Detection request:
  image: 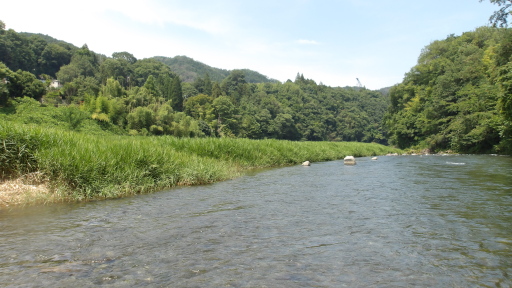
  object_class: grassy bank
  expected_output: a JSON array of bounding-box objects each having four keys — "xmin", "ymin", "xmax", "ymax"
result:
[{"xmin": 1, "ymin": 122, "xmax": 401, "ymax": 206}]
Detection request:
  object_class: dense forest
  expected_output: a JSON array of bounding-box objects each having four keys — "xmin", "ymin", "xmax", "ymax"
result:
[
  {"xmin": 2, "ymin": 14, "xmax": 512, "ymax": 154},
  {"xmin": 385, "ymin": 26, "xmax": 512, "ymax": 154},
  {"xmin": 0, "ymin": 20, "xmax": 388, "ymax": 144}
]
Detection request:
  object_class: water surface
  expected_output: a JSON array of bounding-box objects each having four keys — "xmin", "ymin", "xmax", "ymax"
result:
[{"xmin": 1, "ymin": 155, "xmax": 511, "ymax": 287}]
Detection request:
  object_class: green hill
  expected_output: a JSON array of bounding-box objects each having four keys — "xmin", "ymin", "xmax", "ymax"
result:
[
  {"xmin": 1, "ymin": 21, "xmax": 393, "ymax": 145},
  {"xmin": 385, "ymin": 27, "xmax": 512, "ymax": 154},
  {"xmin": 20, "ymin": 32, "xmax": 78, "ymax": 49},
  {"xmin": 152, "ymin": 55, "xmax": 278, "ymax": 83}
]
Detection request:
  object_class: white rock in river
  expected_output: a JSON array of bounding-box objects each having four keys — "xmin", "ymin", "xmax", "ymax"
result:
[
  {"xmin": 344, "ymin": 156, "xmax": 356, "ymax": 165},
  {"xmin": 302, "ymin": 161, "xmax": 311, "ymax": 166}
]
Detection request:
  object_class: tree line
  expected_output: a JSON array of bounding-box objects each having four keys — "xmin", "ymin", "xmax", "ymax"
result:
[{"xmin": 0, "ymin": 20, "xmax": 388, "ymax": 143}]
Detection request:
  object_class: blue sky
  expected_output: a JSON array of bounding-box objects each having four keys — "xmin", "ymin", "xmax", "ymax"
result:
[{"xmin": 1, "ymin": 0, "xmax": 499, "ymax": 89}]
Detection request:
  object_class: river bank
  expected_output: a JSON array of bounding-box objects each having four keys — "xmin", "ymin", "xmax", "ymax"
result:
[
  {"xmin": 0, "ymin": 174, "xmax": 50, "ymax": 207},
  {"xmin": 1, "ymin": 123, "xmax": 401, "ymax": 207}
]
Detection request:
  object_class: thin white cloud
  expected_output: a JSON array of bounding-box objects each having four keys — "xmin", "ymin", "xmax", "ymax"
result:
[
  {"xmin": 114, "ymin": 0, "xmax": 233, "ymax": 35},
  {"xmin": 296, "ymin": 39, "xmax": 320, "ymax": 45}
]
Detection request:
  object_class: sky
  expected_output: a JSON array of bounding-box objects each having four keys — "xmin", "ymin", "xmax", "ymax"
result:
[{"xmin": 1, "ymin": 0, "xmax": 500, "ymax": 90}]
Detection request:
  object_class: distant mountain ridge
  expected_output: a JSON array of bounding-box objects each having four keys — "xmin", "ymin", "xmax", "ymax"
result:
[
  {"xmin": 152, "ymin": 55, "xmax": 278, "ymax": 83},
  {"xmin": 19, "ymin": 33, "xmax": 278, "ymax": 84},
  {"xmin": 20, "ymin": 32, "xmax": 78, "ymax": 49},
  {"xmin": 18, "ymin": 31, "xmax": 384, "ymax": 90}
]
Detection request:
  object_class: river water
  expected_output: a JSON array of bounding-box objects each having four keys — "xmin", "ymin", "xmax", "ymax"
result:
[{"xmin": 0, "ymin": 155, "xmax": 511, "ymax": 287}]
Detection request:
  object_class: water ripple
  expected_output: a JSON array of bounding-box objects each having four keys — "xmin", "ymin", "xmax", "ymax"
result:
[{"xmin": 0, "ymin": 155, "xmax": 511, "ymax": 287}]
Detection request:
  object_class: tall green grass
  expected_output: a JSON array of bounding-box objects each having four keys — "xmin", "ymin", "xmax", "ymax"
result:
[
  {"xmin": 0, "ymin": 122, "xmax": 401, "ymax": 203},
  {"xmin": 160, "ymin": 137, "xmax": 396, "ymax": 167}
]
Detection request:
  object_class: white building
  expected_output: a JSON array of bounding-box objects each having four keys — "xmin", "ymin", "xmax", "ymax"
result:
[{"xmin": 50, "ymin": 80, "xmax": 61, "ymax": 88}]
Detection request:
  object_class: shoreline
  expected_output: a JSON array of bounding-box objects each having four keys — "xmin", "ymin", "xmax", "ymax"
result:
[
  {"xmin": 0, "ymin": 174, "xmax": 51, "ymax": 207},
  {"xmin": 0, "ymin": 155, "xmax": 363, "ymax": 208},
  {"xmin": 1, "ymin": 125, "xmax": 403, "ymax": 208}
]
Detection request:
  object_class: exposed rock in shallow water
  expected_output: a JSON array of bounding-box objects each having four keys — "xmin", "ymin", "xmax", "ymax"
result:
[{"xmin": 344, "ymin": 156, "xmax": 356, "ymax": 165}]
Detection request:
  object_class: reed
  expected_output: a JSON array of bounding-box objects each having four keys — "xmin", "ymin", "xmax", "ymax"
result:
[{"xmin": 0, "ymin": 122, "xmax": 401, "ymax": 204}]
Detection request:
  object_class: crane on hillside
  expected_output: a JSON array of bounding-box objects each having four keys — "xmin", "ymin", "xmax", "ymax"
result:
[{"xmin": 356, "ymin": 78, "xmax": 363, "ymax": 88}]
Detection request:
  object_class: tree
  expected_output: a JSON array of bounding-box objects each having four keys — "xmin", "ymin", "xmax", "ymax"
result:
[
  {"xmin": 155, "ymin": 102, "xmax": 174, "ymax": 133},
  {"xmin": 295, "ymin": 72, "xmax": 305, "ymax": 83},
  {"xmin": 112, "ymin": 51, "xmax": 137, "ymax": 64},
  {"xmin": 481, "ymin": 0, "xmax": 512, "ymax": 27},
  {"xmin": 184, "ymin": 94, "xmax": 214, "ymax": 120},
  {"xmin": 99, "ymin": 58, "xmax": 132, "ymax": 86},
  {"xmin": 274, "ymin": 113, "xmax": 301, "ymax": 140},
  {"xmin": 143, "ymin": 75, "xmax": 159, "ymax": 98},
  {"xmin": 56, "ymin": 44, "xmax": 98, "ymax": 84},
  {"xmin": 0, "ymin": 29, "xmax": 37, "ymax": 72},
  {"xmin": 181, "ymin": 82, "xmax": 199, "ymax": 98},
  {"xmin": 156, "ymin": 74, "xmax": 173, "ymax": 101},
  {"xmin": 239, "ymin": 114, "xmax": 262, "ymax": 139},
  {"xmin": 60, "ymin": 76, "xmax": 100, "ymax": 103},
  {"xmin": 255, "ymin": 109, "xmax": 273, "ymax": 138},
  {"xmin": 132, "ymin": 58, "xmax": 173, "ymax": 87},
  {"xmin": 39, "ymin": 43, "xmax": 72, "ymax": 77},
  {"xmin": 108, "ymin": 97, "xmax": 127, "ymax": 126},
  {"xmin": 55, "ymin": 63, "xmax": 81, "ymax": 83},
  {"xmin": 126, "ymin": 86, "xmax": 154, "ymax": 110},
  {"xmin": 127, "ymin": 106, "xmax": 156, "ymax": 131},
  {"xmin": 101, "ymin": 77, "xmax": 125, "ymax": 98},
  {"xmin": 192, "ymin": 75, "xmax": 205, "ymax": 94},
  {"xmin": 211, "ymin": 82, "xmax": 222, "ymax": 98},
  {"xmin": 170, "ymin": 76, "xmax": 183, "ymax": 111},
  {"xmin": 213, "ymin": 96, "xmax": 238, "ymax": 137},
  {"xmin": 0, "ymin": 62, "xmax": 10, "ymax": 106},
  {"xmin": 6, "ymin": 69, "xmax": 46, "ymax": 101},
  {"xmin": 203, "ymin": 73, "xmax": 213, "ymax": 96},
  {"xmin": 29, "ymin": 35, "xmax": 48, "ymax": 75},
  {"xmin": 61, "ymin": 82, "xmax": 78, "ymax": 103},
  {"xmin": 221, "ymin": 69, "xmax": 248, "ymax": 102}
]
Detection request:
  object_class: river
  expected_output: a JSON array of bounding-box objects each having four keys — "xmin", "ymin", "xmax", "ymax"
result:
[{"xmin": 0, "ymin": 154, "xmax": 511, "ymax": 287}]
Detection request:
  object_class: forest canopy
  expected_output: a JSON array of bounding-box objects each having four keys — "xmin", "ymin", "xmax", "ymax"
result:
[
  {"xmin": 385, "ymin": 26, "xmax": 512, "ymax": 154},
  {"xmin": 0, "ymin": 21, "xmax": 388, "ymax": 143},
  {"xmin": 1, "ymin": 18, "xmax": 511, "ymax": 154}
]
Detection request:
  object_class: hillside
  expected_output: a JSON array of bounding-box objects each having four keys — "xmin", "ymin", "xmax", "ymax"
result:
[
  {"xmin": 378, "ymin": 86, "xmax": 393, "ymax": 97},
  {"xmin": 5, "ymin": 31, "xmax": 277, "ymax": 85},
  {"xmin": 20, "ymin": 32, "xmax": 78, "ymax": 49},
  {"xmin": 1, "ymin": 21, "xmax": 390, "ymax": 144},
  {"xmin": 152, "ymin": 55, "xmax": 278, "ymax": 83},
  {"xmin": 385, "ymin": 26, "xmax": 512, "ymax": 154}
]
